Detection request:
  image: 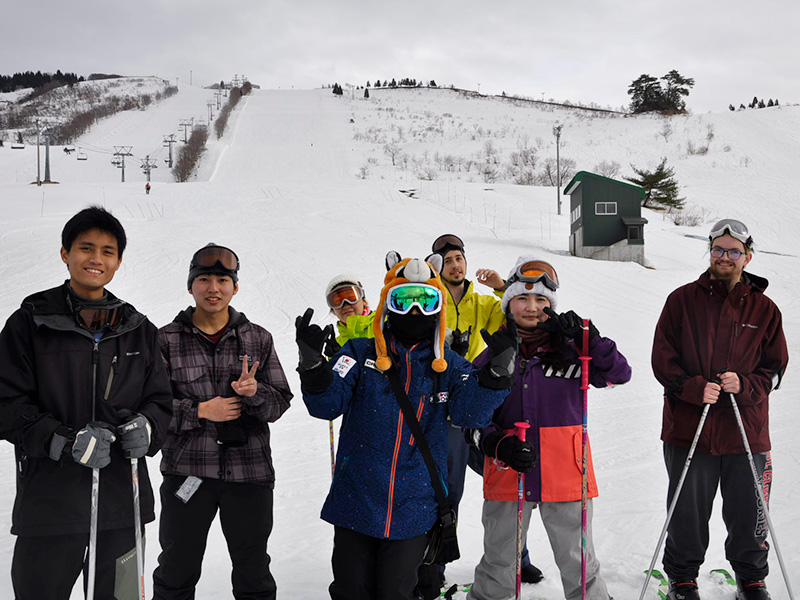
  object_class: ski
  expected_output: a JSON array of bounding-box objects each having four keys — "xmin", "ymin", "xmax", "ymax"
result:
[
  {"xmin": 644, "ymin": 569, "xmax": 669, "ymax": 600},
  {"xmin": 710, "ymin": 568, "xmax": 735, "ymax": 586},
  {"xmin": 441, "ymin": 583, "xmax": 472, "ymax": 599}
]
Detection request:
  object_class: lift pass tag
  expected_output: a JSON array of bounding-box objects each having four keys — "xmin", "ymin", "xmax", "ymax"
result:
[
  {"xmin": 332, "ymin": 355, "xmax": 356, "ymax": 378},
  {"xmin": 175, "ymin": 475, "xmax": 203, "ymax": 504}
]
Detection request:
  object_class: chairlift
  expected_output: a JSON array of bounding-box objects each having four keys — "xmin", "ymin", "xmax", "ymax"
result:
[
  {"xmin": 111, "ymin": 157, "xmax": 121, "ymax": 166},
  {"xmin": 77, "ymin": 149, "xmax": 88, "ymax": 161}
]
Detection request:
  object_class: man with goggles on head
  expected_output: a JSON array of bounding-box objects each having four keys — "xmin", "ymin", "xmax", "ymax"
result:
[
  {"xmin": 153, "ymin": 243, "xmax": 293, "ymax": 600},
  {"xmin": 295, "ymin": 253, "xmax": 517, "ymax": 600},
  {"xmin": 0, "ymin": 206, "xmax": 173, "ymax": 600},
  {"xmin": 652, "ymin": 219, "xmax": 788, "ymax": 600},
  {"xmin": 416, "ymin": 236, "xmax": 543, "ymax": 598}
]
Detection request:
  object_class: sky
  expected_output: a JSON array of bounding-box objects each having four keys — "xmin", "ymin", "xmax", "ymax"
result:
[{"xmin": 3, "ymin": 0, "xmax": 799, "ymax": 111}]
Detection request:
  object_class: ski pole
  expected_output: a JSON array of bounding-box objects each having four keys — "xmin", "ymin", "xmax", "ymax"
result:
[
  {"xmin": 728, "ymin": 392, "xmax": 795, "ymax": 600},
  {"xmin": 514, "ymin": 421, "xmax": 530, "ymax": 600},
  {"xmin": 329, "ymin": 420, "xmax": 336, "ymax": 478},
  {"xmin": 579, "ymin": 319, "xmax": 592, "ymax": 600},
  {"xmin": 637, "ymin": 403, "xmax": 710, "ymax": 600},
  {"xmin": 88, "ymin": 354, "xmax": 99, "ymax": 600},
  {"xmin": 131, "ymin": 458, "xmax": 145, "ymax": 600}
]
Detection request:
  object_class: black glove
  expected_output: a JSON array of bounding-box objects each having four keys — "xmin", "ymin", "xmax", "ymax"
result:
[
  {"xmin": 296, "ymin": 308, "xmax": 331, "ymax": 371},
  {"xmin": 484, "ymin": 430, "xmax": 536, "ymax": 473},
  {"xmin": 478, "ymin": 316, "xmax": 518, "ymax": 390},
  {"xmin": 295, "ymin": 308, "xmax": 334, "ymax": 392},
  {"xmin": 450, "ymin": 326, "xmax": 471, "ymax": 357},
  {"xmin": 323, "ymin": 329, "xmax": 342, "ymax": 360},
  {"xmin": 71, "ymin": 422, "xmax": 116, "ymax": 469},
  {"xmin": 117, "ymin": 410, "xmax": 152, "ymax": 459},
  {"xmin": 537, "ymin": 307, "xmax": 598, "ymax": 341},
  {"xmin": 48, "ymin": 425, "xmax": 76, "ymax": 461}
]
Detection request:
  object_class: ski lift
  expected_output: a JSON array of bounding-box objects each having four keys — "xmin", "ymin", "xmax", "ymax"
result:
[
  {"xmin": 77, "ymin": 148, "xmax": 88, "ymax": 161},
  {"xmin": 111, "ymin": 157, "xmax": 121, "ymax": 166}
]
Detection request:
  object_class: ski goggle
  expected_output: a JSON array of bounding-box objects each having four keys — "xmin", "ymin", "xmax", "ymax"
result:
[
  {"xmin": 74, "ymin": 300, "xmax": 125, "ymax": 332},
  {"xmin": 387, "ymin": 284, "xmax": 443, "ymax": 315},
  {"xmin": 190, "ymin": 244, "xmax": 240, "ymax": 273},
  {"xmin": 708, "ymin": 219, "xmax": 752, "ymax": 246},
  {"xmin": 431, "ymin": 234, "xmax": 465, "ymax": 255},
  {"xmin": 326, "ymin": 284, "xmax": 364, "ymax": 309},
  {"xmin": 506, "ymin": 260, "xmax": 559, "ymax": 291}
]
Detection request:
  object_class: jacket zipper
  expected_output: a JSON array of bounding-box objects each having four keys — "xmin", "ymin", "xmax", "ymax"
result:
[{"xmin": 103, "ymin": 355, "xmax": 118, "ymax": 400}]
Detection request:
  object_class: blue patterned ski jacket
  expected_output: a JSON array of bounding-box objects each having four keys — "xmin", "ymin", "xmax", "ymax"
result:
[{"xmin": 303, "ymin": 335, "xmax": 508, "ymax": 540}]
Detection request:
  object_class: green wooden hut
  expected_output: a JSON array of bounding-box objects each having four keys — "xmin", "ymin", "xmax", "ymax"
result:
[{"xmin": 564, "ymin": 171, "xmax": 648, "ymax": 265}]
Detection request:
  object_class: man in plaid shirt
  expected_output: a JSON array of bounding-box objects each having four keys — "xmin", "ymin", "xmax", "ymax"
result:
[{"xmin": 153, "ymin": 243, "xmax": 293, "ymax": 600}]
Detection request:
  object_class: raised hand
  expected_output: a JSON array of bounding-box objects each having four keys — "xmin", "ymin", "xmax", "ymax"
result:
[{"xmin": 231, "ymin": 354, "xmax": 260, "ymax": 397}]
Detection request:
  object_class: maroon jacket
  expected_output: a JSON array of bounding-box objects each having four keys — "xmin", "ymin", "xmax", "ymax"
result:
[{"xmin": 652, "ymin": 271, "xmax": 788, "ymax": 455}]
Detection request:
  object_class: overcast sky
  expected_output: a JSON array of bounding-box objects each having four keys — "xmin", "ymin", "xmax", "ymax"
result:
[{"xmin": 3, "ymin": 0, "xmax": 798, "ymax": 112}]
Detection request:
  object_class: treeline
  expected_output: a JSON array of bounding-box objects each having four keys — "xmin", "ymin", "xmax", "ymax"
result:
[
  {"xmin": 213, "ymin": 81, "xmax": 252, "ymax": 139},
  {"xmin": 0, "ymin": 70, "xmax": 84, "ymax": 93},
  {"xmin": 51, "ymin": 85, "xmax": 178, "ymax": 143},
  {"xmin": 172, "ymin": 125, "xmax": 209, "ymax": 182},
  {"xmin": 729, "ymin": 97, "xmax": 779, "ymax": 111},
  {"xmin": 369, "ymin": 78, "xmax": 437, "ymax": 88}
]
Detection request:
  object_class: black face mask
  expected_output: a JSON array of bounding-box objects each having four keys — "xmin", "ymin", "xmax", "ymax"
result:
[{"xmin": 388, "ymin": 311, "xmax": 436, "ymax": 344}]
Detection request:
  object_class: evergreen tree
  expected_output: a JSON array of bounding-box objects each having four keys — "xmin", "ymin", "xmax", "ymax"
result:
[
  {"xmin": 625, "ymin": 158, "xmax": 684, "ymax": 209},
  {"xmin": 757, "ymin": 99, "xmax": 766, "ymax": 108},
  {"xmin": 366, "ymin": 81, "xmax": 371, "ymax": 88},
  {"xmin": 628, "ymin": 74, "xmax": 664, "ymax": 113},
  {"xmin": 740, "ymin": 104, "xmax": 746, "ymax": 110},
  {"xmin": 364, "ymin": 88, "xmax": 369, "ymax": 99},
  {"xmin": 767, "ymin": 99, "xmax": 774, "ymax": 107},
  {"xmin": 661, "ymin": 70, "xmax": 695, "ymax": 112},
  {"xmin": 729, "ymin": 104, "xmax": 735, "ymax": 111}
]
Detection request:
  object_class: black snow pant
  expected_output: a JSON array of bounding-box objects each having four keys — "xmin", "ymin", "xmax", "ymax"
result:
[
  {"xmin": 662, "ymin": 442, "xmax": 771, "ymax": 581},
  {"xmin": 12, "ymin": 527, "xmax": 139, "ymax": 600},
  {"xmin": 152, "ymin": 474, "xmax": 276, "ymax": 600},
  {"xmin": 329, "ymin": 526, "xmax": 428, "ymax": 600}
]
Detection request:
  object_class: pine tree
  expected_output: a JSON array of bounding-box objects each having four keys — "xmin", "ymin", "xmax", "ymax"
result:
[
  {"xmin": 364, "ymin": 88, "xmax": 369, "ymax": 99},
  {"xmin": 625, "ymin": 158, "xmax": 684, "ymax": 209},
  {"xmin": 729, "ymin": 104, "xmax": 735, "ymax": 111},
  {"xmin": 661, "ymin": 70, "xmax": 695, "ymax": 112}
]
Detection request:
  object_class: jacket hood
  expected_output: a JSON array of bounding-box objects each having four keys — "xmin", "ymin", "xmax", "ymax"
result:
[
  {"xmin": 173, "ymin": 306, "xmax": 247, "ymax": 329},
  {"xmin": 698, "ymin": 270, "xmax": 768, "ymax": 294}
]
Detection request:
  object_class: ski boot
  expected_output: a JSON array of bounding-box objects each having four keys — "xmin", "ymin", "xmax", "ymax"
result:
[
  {"xmin": 520, "ymin": 563, "xmax": 544, "ymax": 584},
  {"xmin": 667, "ymin": 578, "xmax": 700, "ymax": 600},
  {"xmin": 735, "ymin": 578, "xmax": 771, "ymax": 600}
]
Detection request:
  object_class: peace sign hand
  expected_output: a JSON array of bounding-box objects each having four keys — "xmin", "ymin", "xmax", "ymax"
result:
[{"xmin": 231, "ymin": 354, "xmax": 260, "ymax": 398}]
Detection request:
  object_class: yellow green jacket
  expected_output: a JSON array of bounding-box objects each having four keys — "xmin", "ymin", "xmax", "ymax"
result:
[
  {"xmin": 335, "ymin": 312, "xmax": 376, "ymax": 347},
  {"xmin": 444, "ymin": 280, "xmax": 505, "ymax": 362}
]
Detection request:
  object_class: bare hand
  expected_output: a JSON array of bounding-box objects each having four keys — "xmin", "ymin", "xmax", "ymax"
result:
[
  {"xmin": 702, "ymin": 381, "xmax": 720, "ymax": 404},
  {"xmin": 475, "ymin": 268, "xmax": 505, "ymax": 291},
  {"xmin": 231, "ymin": 355, "xmax": 260, "ymax": 398},
  {"xmin": 198, "ymin": 396, "xmax": 242, "ymax": 422},
  {"xmin": 718, "ymin": 371, "xmax": 741, "ymax": 394}
]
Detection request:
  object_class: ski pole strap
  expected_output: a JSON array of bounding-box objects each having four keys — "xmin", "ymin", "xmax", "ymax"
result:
[{"xmin": 385, "ymin": 366, "xmax": 450, "ymax": 510}]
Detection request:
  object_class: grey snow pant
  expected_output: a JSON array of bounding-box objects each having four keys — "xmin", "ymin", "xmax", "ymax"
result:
[{"xmin": 468, "ymin": 499, "xmax": 610, "ymax": 600}]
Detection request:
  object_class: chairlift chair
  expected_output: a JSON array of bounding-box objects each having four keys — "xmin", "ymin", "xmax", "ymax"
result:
[{"xmin": 77, "ymin": 148, "xmax": 88, "ymax": 161}]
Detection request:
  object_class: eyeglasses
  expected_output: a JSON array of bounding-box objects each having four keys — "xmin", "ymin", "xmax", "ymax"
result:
[
  {"xmin": 190, "ymin": 244, "xmax": 240, "ymax": 272},
  {"xmin": 506, "ymin": 260, "xmax": 559, "ymax": 291},
  {"xmin": 431, "ymin": 234, "xmax": 464, "ymax": 255},
  {"xmin": 387, "ymin": 284, "xmax": 443, "ymax": 315},
  {"xmin": 710, "ymin": 247, "xmax": 745, "ymax": 260},
  {"xmin": 709, "ymin": 219, "xmax": 752, "ymax": 246},
  {"xmin": 326, "ymin": 284, "xmax": 364, "ymax": 309}
]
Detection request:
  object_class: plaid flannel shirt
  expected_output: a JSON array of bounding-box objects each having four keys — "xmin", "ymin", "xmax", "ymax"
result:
[{"xmin": 158, "ymin": 307, "xmax": 292, "ymax": 485}]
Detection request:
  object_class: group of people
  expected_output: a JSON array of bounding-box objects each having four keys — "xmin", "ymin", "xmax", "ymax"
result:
[{"xmin": 0, "ymin": 207, "xmax": 788, "ymax": 600}]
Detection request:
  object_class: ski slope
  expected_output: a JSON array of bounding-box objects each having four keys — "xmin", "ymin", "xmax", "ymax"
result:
[{"xmin": 0, "ymin": 85, "xmax": 797, "ymax": 599}]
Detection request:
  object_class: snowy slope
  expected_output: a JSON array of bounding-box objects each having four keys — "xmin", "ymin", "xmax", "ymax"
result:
[{"xmin": 0, "ymin": 86, "xmax": 797, "ymax": 599}]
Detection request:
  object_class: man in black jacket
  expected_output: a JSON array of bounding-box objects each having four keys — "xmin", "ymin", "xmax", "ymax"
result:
[{"xmin": 0, "ymin": 205, "xmax": 173, "ymax": 600}]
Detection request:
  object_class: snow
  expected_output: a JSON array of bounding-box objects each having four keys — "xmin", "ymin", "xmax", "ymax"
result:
[{"xmin": 0, "ymin": 83, "xmax": 797, "ymax": 598}]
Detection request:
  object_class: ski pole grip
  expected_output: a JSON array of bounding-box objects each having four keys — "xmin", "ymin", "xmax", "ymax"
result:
[{"xmin": 514, "ymin": 422, "xmax": 530, "ymax": 442}]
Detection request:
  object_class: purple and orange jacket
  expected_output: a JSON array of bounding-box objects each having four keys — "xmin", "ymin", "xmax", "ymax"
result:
[{"xmin": 472, "ymin": 333, "xmax": 631, "ymax": 503}]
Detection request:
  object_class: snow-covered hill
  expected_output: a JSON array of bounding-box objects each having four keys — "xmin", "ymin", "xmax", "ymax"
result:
[{"xmin": 0, "ymin": 86, "xmax": 797, "ymax": 599}]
